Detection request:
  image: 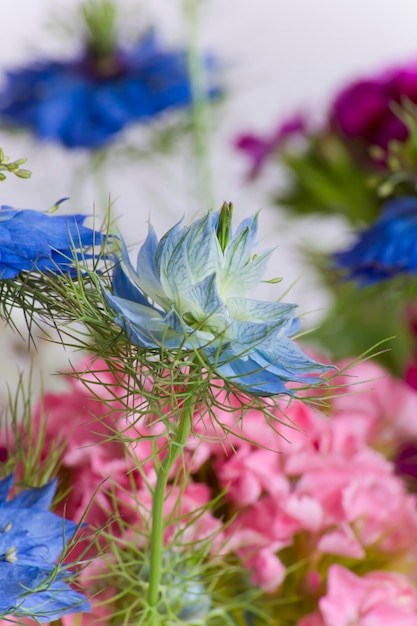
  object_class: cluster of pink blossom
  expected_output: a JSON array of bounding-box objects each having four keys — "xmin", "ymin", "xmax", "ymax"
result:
[
  {"xmin": 5, "ymin": 357, "xmax": 417, "ymax": 624},
  {"xmin": 200, "ymin": 359, "xmax": 417, "ymax": 623}
]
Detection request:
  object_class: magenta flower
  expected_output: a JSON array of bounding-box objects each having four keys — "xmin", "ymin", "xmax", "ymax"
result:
[
  {"xmin": 331, "ymin": 62, "xmax": 417, "ymax": 150},
  {"xmin": 235, "ymin": 114, "xmax": 306, "ymax": 177}
]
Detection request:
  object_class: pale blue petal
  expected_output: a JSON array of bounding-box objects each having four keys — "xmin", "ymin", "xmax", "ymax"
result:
[
  {"xmin": 221, "ymin": 249, "xmax": 273, "ymax": 297},
  {"xmin": 229, "ymin": 317, "xmax": 294, "ymax": 352},
  {"xmin": 136, "ymin": 226, "xmax": 170, "ymax": 307},
  {"xmin": 223, "ymin": 222, "xmax": 253, "ymax": 275},
  {"xmin": 160, "ymin": 231, "xmax": 194, "ymax": 301},
  {"xmin": 213, "ymin": 352, "xmax": 290, "ymax": 396},
  {"xmin": 232, "ymin": 213, "xmax": 259, "ymax": 243},
  {"xmin": 165, "ymin": 309, "xmax": 219, "ymax": 351},
  {"xmin": 255, "ymin": 339, "xmax": 332, "ymax": 381},
  {"xmin": 227, "ymin": 297, "xmax": 296, "ymax": 322},
  {"xmin": 155, "ymin": 219, "xmax": 184, "ymax": 276},
  {"xmin": 180, "ymin": 273, "xmax": 227, "ymax": 328},
  {"xmin": 112, "ymin": 262, "xmax": 151, "ymax": 307},
  {"xmin": 104, "ymin": 291, "xmax": 182, "ymax": 349},
  {"xmin": 185, "ymin": 213, "xmax": 220, "ymax": 282}
]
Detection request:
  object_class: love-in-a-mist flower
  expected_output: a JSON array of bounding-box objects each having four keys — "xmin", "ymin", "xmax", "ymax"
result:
[
  {"xmin": 0, "ymin": 1, "xmax": 219, "ymax": 149},
  {"xmin": 103, "ymin": 204, "xmax": 330, "ymax": 396},
  {"xmin": 0, "ymin": 473, "xmax": 90, "ymax": 621},
  {"xmin": 0, "ymin": 206, "xmax": 105, "ymax": 278},
  {"xmin": 333, "ymin": 196, "xmax": 417, "ymax": 285}
]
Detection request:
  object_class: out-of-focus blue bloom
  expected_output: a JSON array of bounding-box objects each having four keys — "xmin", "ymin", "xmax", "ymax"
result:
[
  {"xmin": 0, "ymin": 473, "xmax": 90, "ymax": 621},
  {"xmin": 139, "ymin": 550, "xmax": 212, "ymax": 621},
  {"xmin": 0, "ymin": 205, "xmax": 105, "ymax": 278},
  {"xmin": 333, "ymin": 196, "xmax": 417, "ymax": 285},
  {"xmin": 103, "ymin": 206, "xmax": 330, "ymax": 396},
  {"xmin": 0, "ymin": 31, "xmax": 219, "ymax": 149}
]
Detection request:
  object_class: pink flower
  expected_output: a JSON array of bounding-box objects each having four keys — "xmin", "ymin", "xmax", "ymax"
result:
[
  {"xmin": 298, "ymin": 614, "xmax": 326, "ymax": 626},
  {"xmin": 332, "ymin": 359, "xmax": 417, "ymax": 444},
  {"xmin": 317, "ymin": 565, "xmax": 417, "ymax": 626},
  {"xmin": 217, "ymin": 446, "xmax": 288, "ymax": 506},
  {"xmin": 248, "ymin": 548, "xmax": 286, "ymax": 593}
]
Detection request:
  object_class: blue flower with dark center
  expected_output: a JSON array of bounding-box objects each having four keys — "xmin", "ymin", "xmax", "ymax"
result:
[
  {"xmin": 0, "ymin": 28, "xmax": 219, "ymax": 149},
  {"xmin": 103, "ymin": 205, "xmax": 331, "ymax": 396},
  {"xmin": 0, "ymin": 473, "xmax": 90, "ymax": 621},
  {"xmin": 333, "ymin": 196, "xmax": 417, "ymax": 285},
  {"xmin": 0, "ymin": 205, "xmax": 105, "ymax": 278}
]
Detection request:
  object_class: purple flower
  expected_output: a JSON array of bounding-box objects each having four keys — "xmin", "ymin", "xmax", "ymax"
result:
[
  {"xmin": 331, "ymin": 62, "xmax": 417, "ymax": 150},
  {"xmin": 235, "ymin": 114, "xmax": 306, "ymax": 178}
]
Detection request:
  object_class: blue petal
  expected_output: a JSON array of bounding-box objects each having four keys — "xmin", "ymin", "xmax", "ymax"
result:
[
  {"xmin": 0, "ymin": 563, "xmax": 40, "ymax": 613},
  {"xmin": 214, "ymin": 352, "xmax": 290, "ymax": 396},
  {"xmin": 4, "ymin": 479, "xmax": 57, "ymax": 510},
  {"xmin": 333, "ymin": 196, "xmax": 417, "ymax": 284},
  {"xmin": 13, "ymin": 577, "xmax": 91, "ymax": 620},
  {"xmin": 180, "ymin": 273, "xmax": 229, "ymax": 334},
  {"xmin": 185, "ymin": 213, "xmax": 220, "ymax": 283},
  {"xmin": 0, "ymin": 208, "xmax": 105, "ymax": 278},
  {"xmin": 227, "ymin": 297, "xmax": 296, "ymax": 323},
  {"xmin": 112, "ymin": 261, "xmax": 151, "ymax": 308},
  {"xmin": 103, "ymin": 289, "xmax": 182, "ymax": 349},
  {"xmin": 136, "ymin": 227, "xmax": 170, "ymax": 307}
]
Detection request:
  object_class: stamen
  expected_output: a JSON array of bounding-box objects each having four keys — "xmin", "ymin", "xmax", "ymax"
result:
[
  {"xmin": 2, "ymin": 522, "xmax": 12, "ymax": 532},
  {"xmin": 5, "ymin": 546, "xmax": 17, "ymax": 563}
]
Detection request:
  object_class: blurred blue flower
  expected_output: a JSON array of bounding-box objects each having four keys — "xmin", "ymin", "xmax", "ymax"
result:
[
  {"xmin": 103, "ymin": 205, "xmax": 330, "ymax": 396},
  {"xmin": 333, "ymin": 196, "xmax": 417, "ymax": 285},
  {"xmin": 0, "ymin": 30, "xmax": 219, "ymax": 149},
  {"xmin": 0, "ymin": 205, "xmax": 105, "ymax": 278},
  {"xmin": 0, "ymin": 473, "xmax": 90, "ymax": 621}
]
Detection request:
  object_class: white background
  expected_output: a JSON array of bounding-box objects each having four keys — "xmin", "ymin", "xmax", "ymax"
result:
[{"xmin": 1, "ymin": 0, "xmax": 417, "ymax": 395}]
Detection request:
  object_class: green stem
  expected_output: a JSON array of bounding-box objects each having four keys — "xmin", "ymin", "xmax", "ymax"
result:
[
  {"xmin": 147, "ymin": 398, "xmax": 194, "ymax": 618},
  {"xmin": 91, "ymin": 149, "xmax": 112, "ymax": 224},
  {"xmin": 183, "ymin": 0, "xmax": 214, "ymax": 212}
]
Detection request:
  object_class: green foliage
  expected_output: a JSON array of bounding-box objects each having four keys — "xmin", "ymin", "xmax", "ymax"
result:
[
  {"xmin": 377, "ymin": 99, "xmax": 417, "ymax": 198},
  {"xmin": 81, "ymin": 0, "xmax": 118, "ymax": 59},
  {"xmin": 0, "ymin": 148, "xmax": 31, "ymax": 181},
  {"xmin": 305, "ymin": 257, "xmax": 413, "ymax": 375},
  {"xmin": 275, "ymin": 133, "xmax": 380, "ymax": 227}
]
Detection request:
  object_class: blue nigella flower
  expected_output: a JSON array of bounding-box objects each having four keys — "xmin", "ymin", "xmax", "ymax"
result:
[
  {"xmin": 333, "ymin": 196, "xmax": 417, "ymax": 285},
  {"xmin": 0, "ymin": 28, "xmax": 219, "ymax": 149},
  {"xmin": 0, "ymin": 205, "xmax": 105, "ymax": 278},
  {"xmin": 103, "ymin": 204, "xmax": 330, "ymax": 396},
  {"xmin": 0, "ymin": 473, "xmax": 90, "ymax": 621}
]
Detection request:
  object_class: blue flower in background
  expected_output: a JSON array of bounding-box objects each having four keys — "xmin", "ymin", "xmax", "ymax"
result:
[
  {"xmin": 103, "ymin": 204, "xmax": 330, "ymax": 396},
  {"xmin": 333, "ymin": 196, "xmax": 417, "ymax": 285},
  {"xmin": 0, "ymin": 473, "xmax": 90, "ymax": 621},
  {"xmin": 0, "ymin": 205, "xmax": 105, "ymax": 278},
  {"xmin": 0, "ymin": 28, "xmax": 219, "ymax": 149}
]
